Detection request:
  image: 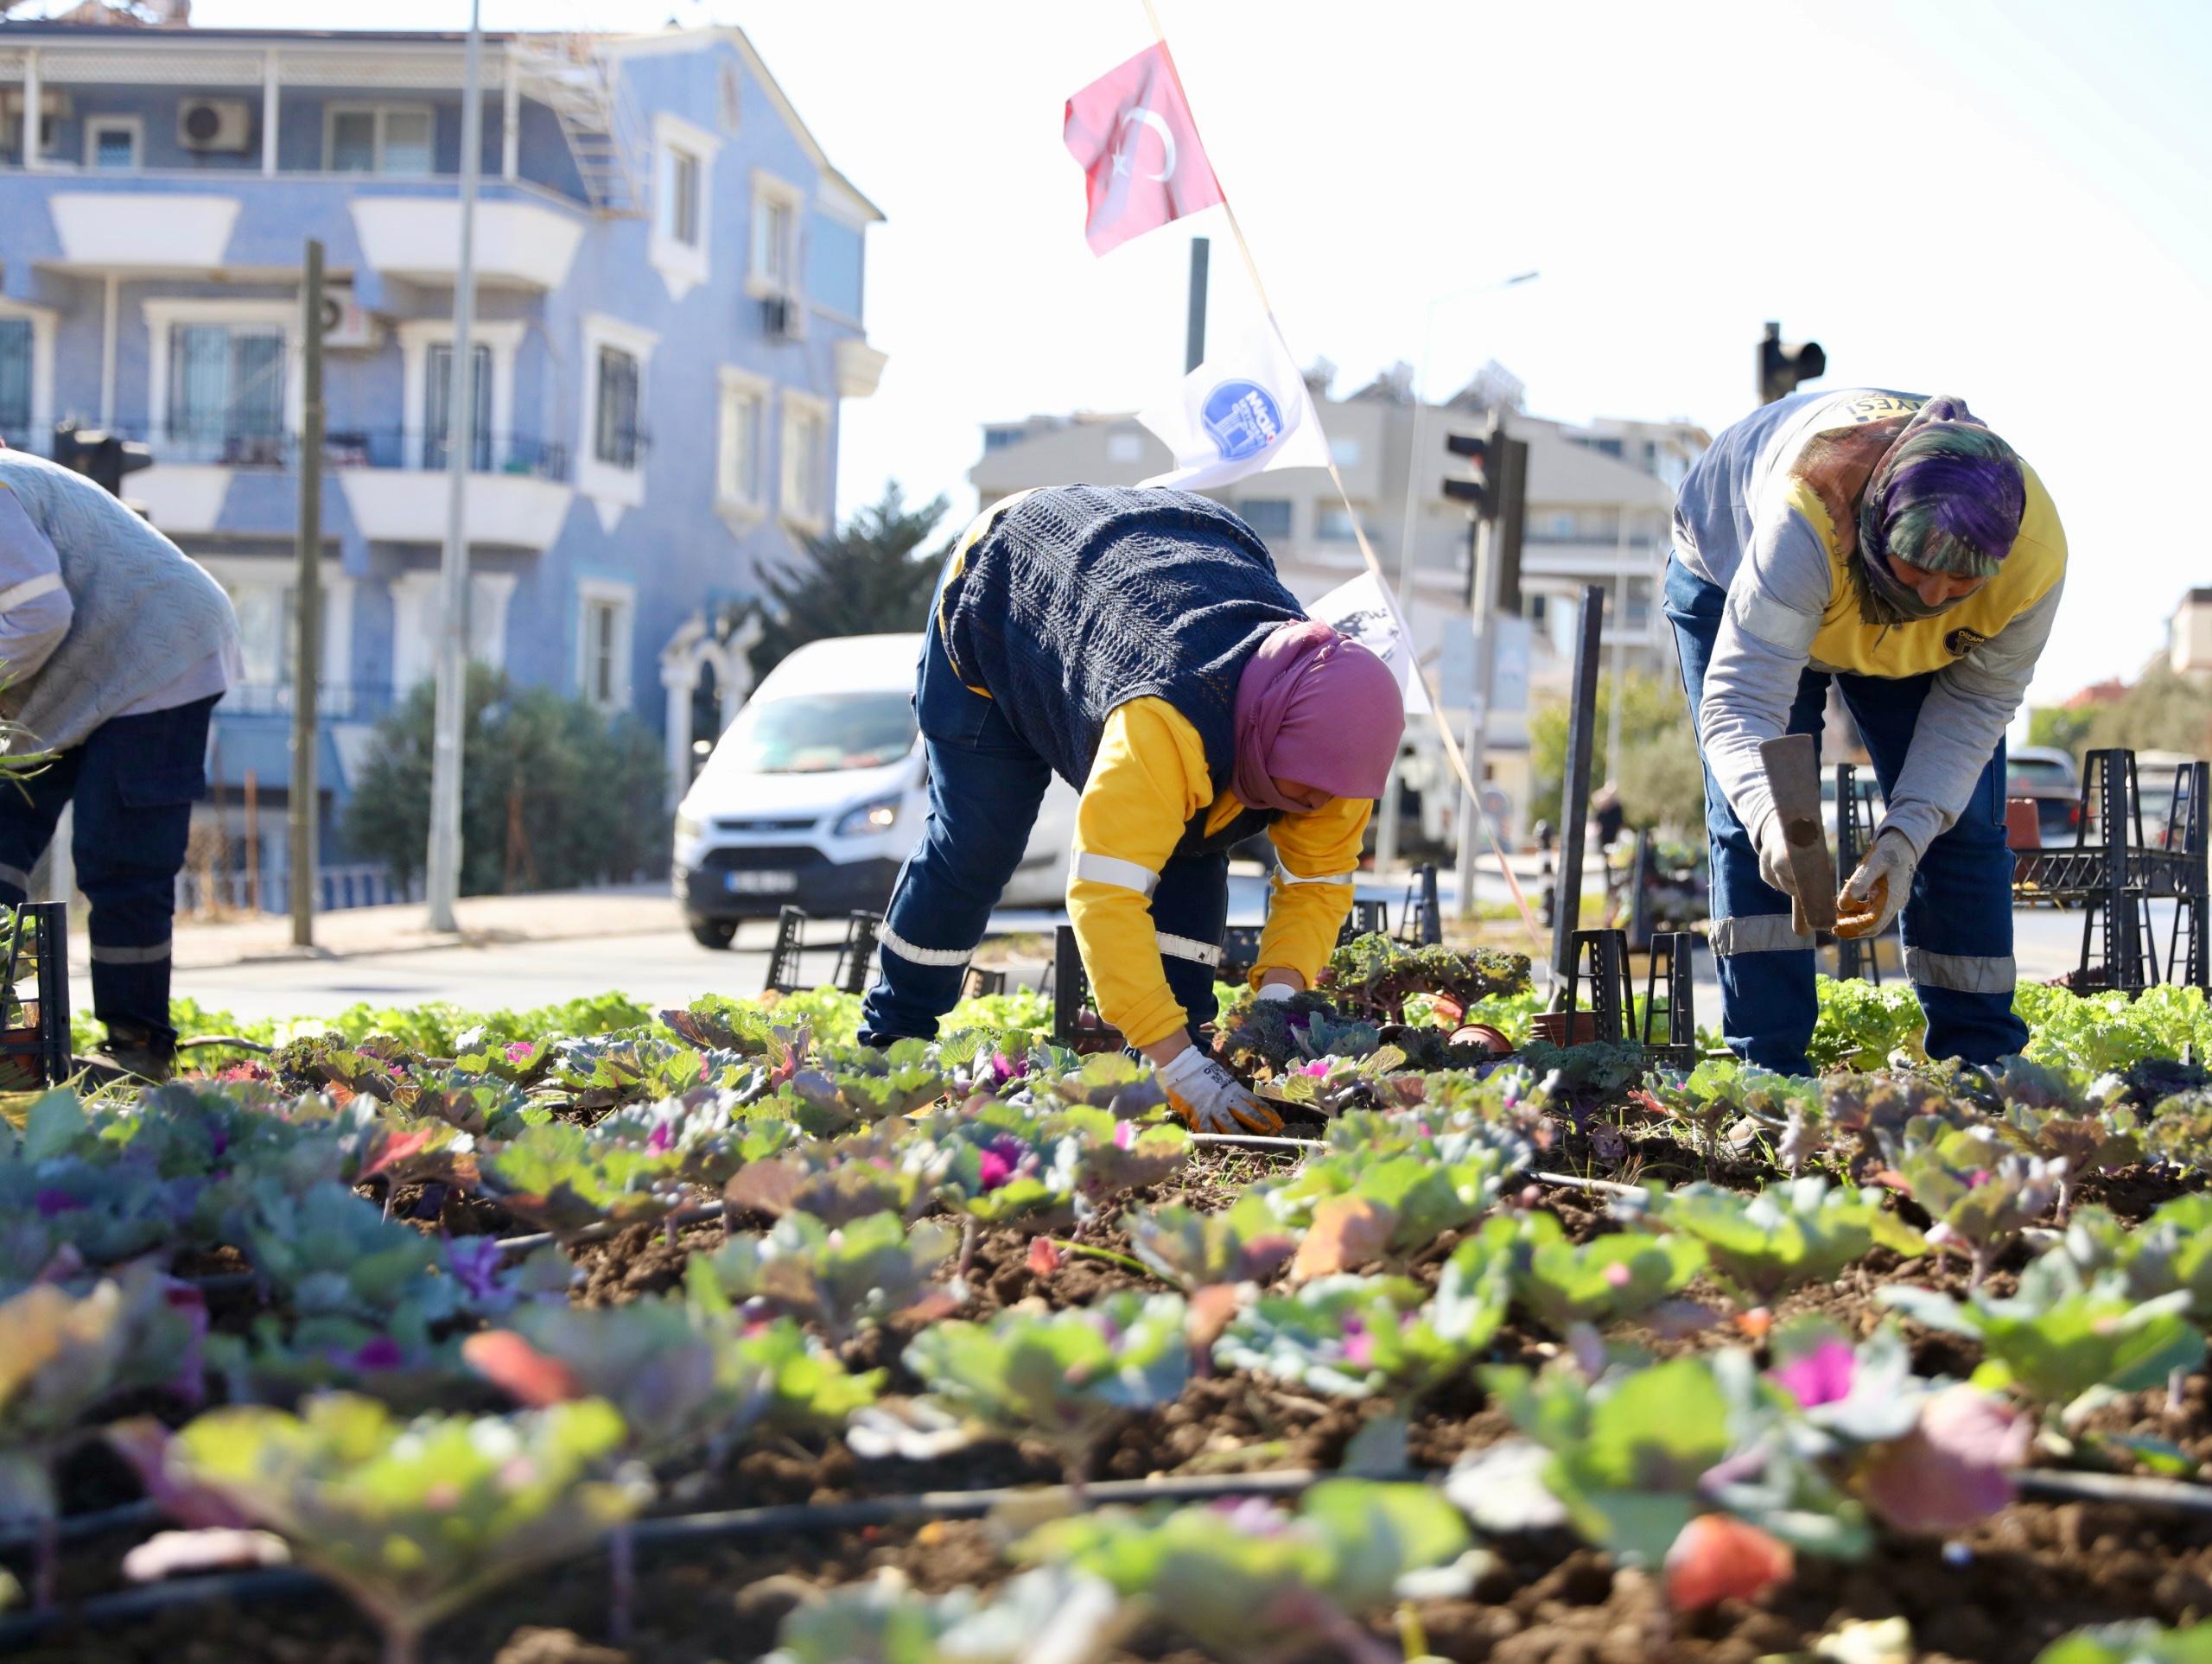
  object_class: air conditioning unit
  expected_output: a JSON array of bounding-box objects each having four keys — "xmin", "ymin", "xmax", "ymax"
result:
[
  {"xmin": 177, "ymin": 98, "xmax": 252, "ymax": 154},
  {"xmin": 316, "ymin": 286, "xmax": 380, "ymax": 351},
  {"xmin": 761, "ymin": 294, "xmax": 806, "ymax": 342}
]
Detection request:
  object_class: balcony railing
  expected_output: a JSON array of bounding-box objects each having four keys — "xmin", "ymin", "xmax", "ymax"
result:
[
  {"xmin": 75, "ymin": 423, "xmax": 576, "ymax": 482},
  {"xmin": 221, "ymin": 682, "xmax": 396, "ymax": 722}
]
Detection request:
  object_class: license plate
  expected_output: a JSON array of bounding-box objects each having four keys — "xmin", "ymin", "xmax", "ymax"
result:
[{"xmin": 726, "ymin": 870, "xmax": 797, "ymax": 895}]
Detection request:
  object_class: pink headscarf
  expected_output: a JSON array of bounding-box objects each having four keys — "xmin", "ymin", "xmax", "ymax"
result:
[{"xmin": 1231, "ymin": 620, "xmax": 1406, "ymax": 815}]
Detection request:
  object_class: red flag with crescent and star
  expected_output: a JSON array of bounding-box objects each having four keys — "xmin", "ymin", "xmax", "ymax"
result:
[{"xmin": 1063, "ymin": 42, "xmax": 1224, "ymax": 257}]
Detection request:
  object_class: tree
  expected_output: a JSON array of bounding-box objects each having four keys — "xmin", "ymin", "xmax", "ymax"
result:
[
  {"xmin": 2075, "ymin": 666, "xmax": 2212, "ymax": 760},
  {"xmin": 343, "ymin": 667, "xmax": 670, "ymax": 897},
  {"xmin": 1529, "ymin": 670, "xmax": 1705, "ymax": 835},
  {"xmin": 2026, "ymin": 704, "xmax": 2096, "ymax": 756},
  {"xmin": 748, "ymin": 482, "xmax": 950, "ymax": 682}
]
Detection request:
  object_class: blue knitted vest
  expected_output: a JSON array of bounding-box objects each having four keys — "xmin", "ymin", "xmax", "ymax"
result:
[{"xmin": 939, "ymin": 486, "xmax": 1304, "ymax": 799}]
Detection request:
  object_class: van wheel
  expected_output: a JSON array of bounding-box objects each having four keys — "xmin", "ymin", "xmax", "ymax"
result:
[{"xmin": 690, "ymin": 918, "xmax": 737, "ymax": 950}]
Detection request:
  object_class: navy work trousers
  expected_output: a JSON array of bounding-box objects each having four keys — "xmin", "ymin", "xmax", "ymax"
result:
[
  {"xmin": 1663, "ymin": 558, "xmax": 2027, "ymax": 1075},
  {"xmin": 857, "ymin": 629, "xmax": 1228, "ymax": 1050},
  {"xmin": 0, "ymin": 695, "xmax": 216, "ymax": 1047}
]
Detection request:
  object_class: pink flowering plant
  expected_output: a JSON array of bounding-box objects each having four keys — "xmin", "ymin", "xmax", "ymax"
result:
[{"xmin": 1214, "ymin": 1250, "xmax": 1510, "ymax": 1400}]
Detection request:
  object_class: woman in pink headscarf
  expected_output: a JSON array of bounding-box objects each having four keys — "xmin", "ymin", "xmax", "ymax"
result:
[{"xmin": 857, "ymin": 486, "xmax": 1406, "ymax": 1134}]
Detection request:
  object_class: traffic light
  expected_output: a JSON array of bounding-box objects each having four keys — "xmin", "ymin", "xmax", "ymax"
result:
[
  {"xmin": 51, "ymin": 421, "xmax": 153, "ymax": 499},
  {"xmin": 1758, "ymin": 321, "xmax": 1826, "ymax": 405},
  {"xmin": 1443, "ymin": 422, "xmax": 1528, "ymax": 611}
]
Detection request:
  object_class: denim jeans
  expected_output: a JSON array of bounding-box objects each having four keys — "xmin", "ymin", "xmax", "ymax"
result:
[
  {"xmin": 1663, "ymin": 558, "xmax": 2027, "ymax": 1074},
  {"xmin": 856, "ymin": 627, "xmax": 1229, "ymax": 1050},
  {"xmin": 0, "ymin": 695, "xmax": 217, "ymax": 1048}
]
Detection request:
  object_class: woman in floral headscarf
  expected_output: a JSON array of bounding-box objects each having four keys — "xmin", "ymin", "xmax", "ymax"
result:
[
  {"xmin": 1667, "ymin": 391, "xmax": 2066, "ymax": 1075},
  {"xmin": 856, "ymin": 485, "xmax": 1405, "ymax": 1135}
]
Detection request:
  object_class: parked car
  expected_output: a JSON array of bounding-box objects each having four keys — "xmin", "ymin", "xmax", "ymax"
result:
[
  {"xmin": 2006, "ymin": 745, "xmax": 2083, "ymax": 848},
  {"xmin": 672, "ymin": 634, "xmax": 1077, "ymax": 949},
  {"xmin": 2134, "ymin": 750, "xmax": 2199, "ymax": 850}
]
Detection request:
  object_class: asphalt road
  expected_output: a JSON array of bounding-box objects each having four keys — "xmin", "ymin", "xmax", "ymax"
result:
[{"xmin": 129, "ymin": 882, "xmax": 2162, "ymax": 1029}]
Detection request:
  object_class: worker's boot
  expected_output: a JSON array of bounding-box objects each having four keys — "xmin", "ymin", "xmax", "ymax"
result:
[{"xmin": 100, "ymin": 1023, "xmax": 175, "ymax": 1085}]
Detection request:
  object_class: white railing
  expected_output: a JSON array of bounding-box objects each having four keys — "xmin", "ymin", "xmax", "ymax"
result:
[{"xmin": 176, "ymin": 864, "xmax": 423, "ymax": 918}]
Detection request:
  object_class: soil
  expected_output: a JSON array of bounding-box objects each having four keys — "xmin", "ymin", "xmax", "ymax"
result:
[{"xmin": 18, "ymin": 1137, "xmax": 2212, "ymax": 1661}]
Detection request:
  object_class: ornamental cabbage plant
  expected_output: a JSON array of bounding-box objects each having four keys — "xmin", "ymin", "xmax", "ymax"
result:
[
  {"xmin": 1465, "ymin": 1210, "xmax": 1707, "ymax": 1336},
  {"xmin": 1635, "ymin": 1177, "xmax": 1924, "ymax": 1307},
  {"xmin": 164, "ymin": 1394, "xmax": 649, "ymax": 1664},
  {"xmin": 1214, "ymin": 1253, "xmax": 1508, "ymax": 1400},
  {"xmin": 705, "ymin": 1210, "xmax": 957, "ymax": 1343},
  {"xmin": 1124, "ymin": 1195, "xmax": 1300, "ymax": 1292},
  {"xmin": 903, "ymin": 1292, "xmax": 1189, "ymax": 1487}
]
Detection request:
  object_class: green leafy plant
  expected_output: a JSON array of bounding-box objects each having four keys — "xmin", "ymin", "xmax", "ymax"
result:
[
  {"xmin": 162, "ymin": 1394, "xmax": 650, "ymax": 1664},
  {"xmin": 1214, "ymin": 1252, "xmax": 1509, "ymax": 1400},
  {"xmin": 1637, "ymin": 1178, "xmax": 1925, "ymax": 1309},
  {"xmin": 767, "ymin": 1565, "xmax": 1130, "ymax": 1664},
  {"xmin": 704, "ymin": 1211, "xmax": 957, "ymax": 1343},
  {"xmin": 2033, "ymin": 1621, "xmax": 2212, "ymax": 1664},
  {"xmin": 1014, "ymin": 1480, "xmax": 1478, "ymax": 1658},
  {"xmin": 232, "ymin": 1180, "xmax": 456, "ymax": 1324},
  {"xmin": 1265, "ymin": 1122, "xmax": 1525, "ymax": 1259},
  {"xmin": 1884, "ymin": 1126, "xmax": 2063, "ymax": 1289},
  {"xmin": 1323, "ymin": 934, "xmax": 1530, "ymax": 1024},
  {"xmin": 474, "ymin": 1121, "xmax": 685, "ymax": 1237},
  {"xmin": 1124, "ymin": 1195, "xmax": 1300, "ymax": 1291},
  {"xmin": 904, "ymin": 1292, "xmax": 1189, "ymax": 1487},
  {"xmin": 1466, "ymin": 1210, "xmax": 1707, "ymax": 1335},
  {"xmin": 1810, "ymin": 976, "xmax": 1929, "ymax": 1071}
]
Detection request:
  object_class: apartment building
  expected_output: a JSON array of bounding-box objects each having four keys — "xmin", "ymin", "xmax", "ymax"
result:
[
  {"xmin": 0, "ymin": 17, "xmax": 884, "ymax": 863},
  {"xmin": 970, "ymin": 367, "xmax": 1707, "ymax": 840}
]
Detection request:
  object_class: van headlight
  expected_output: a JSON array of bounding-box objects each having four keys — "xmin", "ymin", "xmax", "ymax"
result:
[
  {"xmin": 835, "ymin": 794, "xmax": 901, "ymax": 837},
  {"xmin": 673, "ymin": 810, "xmax": 702, "ymax": 842}
]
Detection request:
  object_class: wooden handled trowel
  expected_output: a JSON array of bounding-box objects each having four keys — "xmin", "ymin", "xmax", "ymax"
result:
[{"xmin": 1757, "ymin": 734, "xmax": 1837, "ymax": 934}]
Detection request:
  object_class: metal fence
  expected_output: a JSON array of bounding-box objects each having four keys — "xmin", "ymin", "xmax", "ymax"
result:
[{"xmin": 175, "ymin": 863, "xmax": 422, "ymax": 918}]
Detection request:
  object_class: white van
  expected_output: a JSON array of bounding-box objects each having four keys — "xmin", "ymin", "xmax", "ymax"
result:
[{"xmin": 672, "ymin": 632, "xmax": 1078, "ymax": 949}]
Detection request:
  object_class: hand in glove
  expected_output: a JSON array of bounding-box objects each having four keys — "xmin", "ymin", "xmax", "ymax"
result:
[
  {"xmin": 1837, "ymin": 829, "xmax": 1915, "ymax": 938},
  {"xmin": 1157, "ymin": 1045, "xmax": 1283, "ymax": 1135}
]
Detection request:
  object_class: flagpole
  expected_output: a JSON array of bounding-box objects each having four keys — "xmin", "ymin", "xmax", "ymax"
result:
[{"xmin": 1136, "ymin": 0, "xmax": 1542, "ymax": 955}]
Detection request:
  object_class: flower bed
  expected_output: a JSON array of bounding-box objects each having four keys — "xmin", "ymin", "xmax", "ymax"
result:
[{"xmin": 4, "ymin": 952, "xmax": 2212, "ymax": 1661}]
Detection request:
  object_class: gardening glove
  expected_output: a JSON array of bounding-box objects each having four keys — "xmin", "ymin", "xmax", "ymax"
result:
[
  {"xmin": 1157, "ymin": 1046, "xmax": 1283, "ymax": 1135},
  {"xmin": 1255, "ymin": 981, "xmax": 1297, "ymax": 1002},
  {"xmin": 1836, "ymin": 829, "xmax": 1916, "ymax": 939}
]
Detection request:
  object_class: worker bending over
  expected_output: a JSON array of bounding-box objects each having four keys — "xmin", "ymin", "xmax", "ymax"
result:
[
  {"xmin": 1668, "ymin": 391, "xmax": 2064, "ymax": 1075},
  {"xmin": 0, "ymin": 445, "xmax": 240, "ymax": 1079},
  {"xmin": 858, "ymin": 485, "xmax": 1405, "ymax": 1134}
]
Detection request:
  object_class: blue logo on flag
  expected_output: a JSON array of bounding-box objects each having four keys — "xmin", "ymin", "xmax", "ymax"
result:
[{"xmin": 1201, "ymin": 379, "xmax": 1285, "ymax": 462}]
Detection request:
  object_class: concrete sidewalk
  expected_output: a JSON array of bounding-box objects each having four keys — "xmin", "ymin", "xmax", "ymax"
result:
[{"xmin": 114, "ymin": 885, "xmax": 682, "ymax": 973}]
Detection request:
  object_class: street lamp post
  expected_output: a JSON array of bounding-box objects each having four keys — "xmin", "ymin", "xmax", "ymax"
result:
[{"xmin": 424, "ymin": 1, "xmax": 485, "ymax": 931}]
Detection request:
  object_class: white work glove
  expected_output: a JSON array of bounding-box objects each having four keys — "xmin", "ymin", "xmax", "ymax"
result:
[
  {"xmin": 1837, "ymin": 829, "xmax": 1916, "ymax": 939},
  {"xmin": 1752, "ymin": 809, "xmax": 1802, "ymax": 902},
  {"xmin": 1156, "ymin": 1046, "xmax": 1283, "ymax": 1135},
  {"xmin": 1255, "ymin": 981, "xmax": 1297, "ymax": 1003}
]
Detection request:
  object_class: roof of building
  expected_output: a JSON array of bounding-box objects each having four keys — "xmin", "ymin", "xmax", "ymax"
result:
[{"xmin": 0, "ymin": 17, "xmax": 887, "ymax": 223}]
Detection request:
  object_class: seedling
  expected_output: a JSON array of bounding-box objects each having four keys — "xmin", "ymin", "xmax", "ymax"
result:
[
  {"xmin": 1634, "ymin": 1177, "xmax": 1925, "ymax": 1309},
  {"xmin": 163, "ymin": 1394, "xmax": 649, "ymax": 1664},
  {"xmin": 1214, "ymin": 1254, "xmax": 1508, "ymax": 1400},
  {"xmin": 903, "ymin": 1292, "xmax": 1189, "ymax": 1489},
  {"xmin": 704, "ymin": 1210, "xmax": 957, "ymax": 1343},
  {"xmin": 1465, "ymin": 1210, "xmax": 1707, "ymax": 1336},
  {"xmin": 1124, "ymin": 1195, "xmax": 1300, "ymax": 1291}
]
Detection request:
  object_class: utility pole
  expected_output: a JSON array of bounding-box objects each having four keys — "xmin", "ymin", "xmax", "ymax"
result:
[
  {"xmin": 1454, "ymin": 512, "xmax": 1498, "ymax": 918},
  {"xmin": 289, "ymin": 237, "xmax": 325, "ymax": 948},
  {"xmin": 424, "ymin": 2, "xmax": 484, "ymax": 931},
  {"xmin": 1184, "ymin": 236, "xmax": 1208, "ymax": 373},
  {"xmin": 1605, "ymin": 504, "xmax": 1630, "ymax": 784}
]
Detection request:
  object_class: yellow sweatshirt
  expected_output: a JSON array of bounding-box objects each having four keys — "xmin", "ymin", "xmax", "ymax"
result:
[{"xmin": 1067, "ymin": 696, "xmax": 1369, "ymax": 1049}]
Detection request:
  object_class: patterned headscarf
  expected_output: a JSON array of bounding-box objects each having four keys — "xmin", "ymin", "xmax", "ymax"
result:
[
  {"xmin": 1231, "ymin": 619, "xmax": 1404, "ymax": 815},
  {"xmin": 1791, "ymin": 396, "xmax": 2028, "ymax": 625}
]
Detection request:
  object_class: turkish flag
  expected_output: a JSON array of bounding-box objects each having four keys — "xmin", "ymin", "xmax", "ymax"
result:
[{"xmin": 1063, "ymin": 42, "xmax": 1224, "ymax": 257}]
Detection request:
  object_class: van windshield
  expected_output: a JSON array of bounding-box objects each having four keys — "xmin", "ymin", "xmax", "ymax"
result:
[{"xmin": 720, "ymin": 691, "xmax": 918, "ymax": 774}]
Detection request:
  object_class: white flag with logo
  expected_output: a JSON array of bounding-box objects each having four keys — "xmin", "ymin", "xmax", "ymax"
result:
[
  {"xmin": 1306, "ymin": 569, "xmax": 1431, "ymax": 716},
  {"xmin": 1136, "ymin": 314, "xmax": 1333, "ymax": 492}
]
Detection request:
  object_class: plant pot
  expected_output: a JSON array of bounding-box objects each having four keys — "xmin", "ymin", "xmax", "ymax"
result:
[
  {"xmin": 1448, "ymin": 1022, "xmax": 1514, "ymax": 1057},
  {"xmin": 1527, "ymin": 1010, "xmax": 1599, "ymax": 1047},
  {"xmin": 0, "ymin": 1021, "xmax": 43, "ymax": 1091}
]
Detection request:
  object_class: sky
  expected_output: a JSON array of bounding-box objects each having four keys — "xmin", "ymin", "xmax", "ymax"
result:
[{"xmin": 67, "ymin": 0, "xmax": 2212, "ymax": 705}]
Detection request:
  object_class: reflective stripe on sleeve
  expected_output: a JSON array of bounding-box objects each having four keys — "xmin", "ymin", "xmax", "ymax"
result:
[
  {"xmin": 1155, "ymin": 930, "xmax": 1224, "ymax": 969},
  {"xmin": 1071, "ymin": 851, "xmax": 1159, "ymax": 897},
  {"xmin": 1729, "ymin": 587, "xmax": 1821, "ymax": 656},
  {"xmin": 0, "ymin": 573, "xmax": 64, "ymax": 612},
  {"xmin": 877, "ymin": 924, "xmax": 973, "ymax": 969},
  {"xmin": 1905, "ymin": 947, "xmax": 2016, "ymax": 995},
  {"xmin": 1274, "ymin": 867, "xmax": 1356, "ymax": 886},
  {"xmin": 1708, "ymin": 913, "xmax": 1808, "ymax": 956},
  {"xmin": 88, "ymin": 939, "xmax": 171, "ymax": 965}
]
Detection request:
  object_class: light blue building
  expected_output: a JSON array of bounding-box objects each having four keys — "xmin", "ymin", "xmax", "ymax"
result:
[{"xmin": 0, "ymin": 18, "xmax": 885, "ymax": 877}]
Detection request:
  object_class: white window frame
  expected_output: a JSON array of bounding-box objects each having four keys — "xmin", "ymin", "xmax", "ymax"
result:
[
  {"xmin": 83, "ymin": 114, "xmax": 143, "ymax": 171},
  {"xmin": 0, "ymin": 300, "xmax": 58, "ymax": 442},
  {"xmin": 575, "ymin": 312, "xmax": 658, "ymax": 526},
  {"xmin": 396, "ymin": 318, "xmax": 524, "ymax": 472},
  {"xmin": 575, "ymin": 576, "xmax": 637, "ymax": 712},
  {"xmin": 388, "ymin": 568, "xmax": 515, "ymax": 694},
  {"xmin": 715, "ymin": 365, "xmax": 772, "ymax": 526},
  {"xmin": 810, "ymin": 179, "xmax": 873, "ymax": 328},
  {"xmin": 648, "ymin": 111, "xmax": 720, "ymax": 302},
  {"xmin": 779, "ymin": 388, "xmax": 830, "ymax": 538},
  {"xmin": 747, "ymin": 168, "xmax": 805, "ymax": 301},
  {"xmin": 142, "ymin": 296, "xmax": 303, "ymax": 455},
  {"xmin": 323, "ymin": 102, "xmax": 435, "ymax": 177},
  {"xmin": 199, "ymin": 554, "xmax": 353, "ymax": 697}
]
